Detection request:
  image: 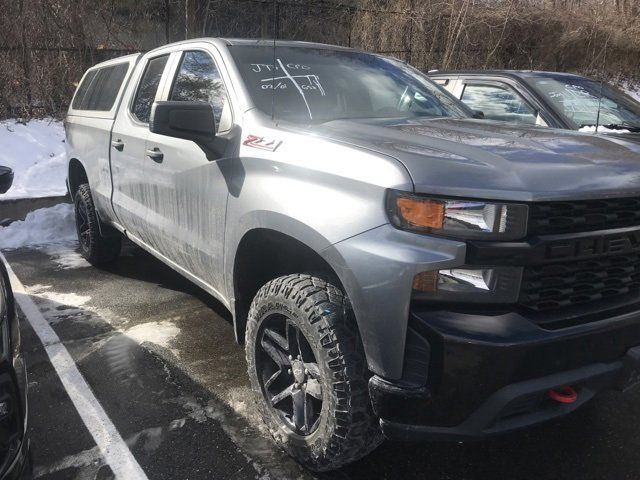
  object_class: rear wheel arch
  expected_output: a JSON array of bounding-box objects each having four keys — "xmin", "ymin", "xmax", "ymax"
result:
[
  {"xmin": 74, "ymin": 183, "xmax": 121, "ymax": 265},
  {"xmin": 68, "ymin": 158, "xmax": 88, "ymax": 199},
  {"xmin": 232, "ymin": 228, "xmax": 347, "ymax": 344}
]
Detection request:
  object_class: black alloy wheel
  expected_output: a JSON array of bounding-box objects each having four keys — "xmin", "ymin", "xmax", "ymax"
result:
[
  {"xmin": 245, "ymin": 274, "xmax": 383, "ymax": 471},
  {"xmin": 73, "ymin": 184, "xmax": 122, "ymax": 265},
  {"xmin": 257, "ymin": 314, "xmax": 323, "ymax": 436},
  {"xmin": 75, "ymin": 197, "xmax": 91, "ymax": 253}
]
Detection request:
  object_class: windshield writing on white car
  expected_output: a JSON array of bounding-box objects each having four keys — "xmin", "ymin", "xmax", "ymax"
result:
[{"xmin": 529, "ymin": 77, "xmax": 640, "ymax": 130}]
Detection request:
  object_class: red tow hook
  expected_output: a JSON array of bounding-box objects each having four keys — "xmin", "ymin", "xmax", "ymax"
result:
[{"xmin": 548, "ymin": 386, "xmax": 578, "ymax": 404}]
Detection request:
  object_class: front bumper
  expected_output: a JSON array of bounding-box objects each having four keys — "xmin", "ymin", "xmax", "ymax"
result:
[{"xmin": 370, "ymin": 306, "xmax": 640, "ymax": 441}]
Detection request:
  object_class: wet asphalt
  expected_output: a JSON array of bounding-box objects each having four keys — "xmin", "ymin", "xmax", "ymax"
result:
[{"xmin": 6, "ymin": 240, "xmax": 640, "ymax": 480}]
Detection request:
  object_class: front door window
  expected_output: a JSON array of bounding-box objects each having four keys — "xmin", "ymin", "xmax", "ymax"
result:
[{"xmin": 170, "ymin": 51, "xmax": 232, "ymax": 132}]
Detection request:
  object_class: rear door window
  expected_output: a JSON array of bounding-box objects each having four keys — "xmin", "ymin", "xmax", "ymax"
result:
[
  {"xmin": 169, "ymin": 51, "xmax": 231, "ymax": 131},
  {"xmin": 131, "ymin": 55, "xmax": 170, "ymax": 123},
  {"xmin": 461, "ymin": 83, "xmax": 538, "ymax": 125}
]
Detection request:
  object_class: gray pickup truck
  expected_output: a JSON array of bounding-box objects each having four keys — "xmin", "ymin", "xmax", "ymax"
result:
[{"xmin": 66, "ymin": 38, "xmax": 640, "ymax": 471}]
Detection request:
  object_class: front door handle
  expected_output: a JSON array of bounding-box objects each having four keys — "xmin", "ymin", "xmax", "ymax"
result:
[
  {"xmin": 111, "ymin": 139, "xmax": 124, "ymax": 151},
  {"xmin": 146, "ymin": 147, "xmax": 164, "ymax": 162}
]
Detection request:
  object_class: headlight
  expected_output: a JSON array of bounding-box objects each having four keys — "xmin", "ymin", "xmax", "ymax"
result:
[{"xmin": 386, "ymin": 191, "xmax": 528, "ymax": 240}]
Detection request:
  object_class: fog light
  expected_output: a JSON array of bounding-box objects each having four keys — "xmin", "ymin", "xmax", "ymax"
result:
[
  {"xmin": 412, "ymin": 271, "xmax": 438, "ymax": 292},
  {"xmin": 413, "ymin": 268, "xmax": 493, "ymax": 293},
  {"xmin": 438, "ymin": 268, "xmax": 492, "ymax": 292},
  {"xmin": 412, "ymin": 267, "xmax": 522, "ymax": 303}
]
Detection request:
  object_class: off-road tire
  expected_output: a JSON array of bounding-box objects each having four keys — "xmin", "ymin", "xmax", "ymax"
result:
[
  {"xmin": 246, "ymin": 274, "xmax": 383, "ymax": 471},
  {"xmin": 74, "ymin": 183, "xmax": 121, "ymax": 265},
  {"xmin": 0, "ymin": 266, "xmax": 12, "ymax": 325}
]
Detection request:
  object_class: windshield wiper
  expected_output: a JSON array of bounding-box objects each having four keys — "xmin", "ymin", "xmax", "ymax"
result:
[
  {"xmin": 580, "ymin": 123, "xmax": 640, "ymax": 133},
  {"xmin": 601, "ymin": 123, "xmax": 640, "ymax": 132}
]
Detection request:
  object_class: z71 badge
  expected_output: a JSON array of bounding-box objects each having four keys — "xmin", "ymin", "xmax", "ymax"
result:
[{"xmin": 242, "ymin": 134, "xmax": 282, "ymax": 152}]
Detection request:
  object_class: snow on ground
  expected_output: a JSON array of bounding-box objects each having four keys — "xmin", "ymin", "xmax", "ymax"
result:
[
  {"xmin": 0, "ymin": 118, "xmax": 67, "ymax": 199},
  {"xmin": 0, "ymin": 203, "xmax": 75, "ymax": 250},
  {"xmin": 43, "ymin": 243, "xmax": 90, "ymax": 270},
  {"xmin": 28, "ymin": 284, "xmax": 92, "ymax": 311},
  {"xmin": 125, "ymin": 321, "xmax": 181, "ymax": 356}
]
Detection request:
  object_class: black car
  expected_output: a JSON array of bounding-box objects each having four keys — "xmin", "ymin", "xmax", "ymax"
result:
[
  {"xmin": 0, "ymin": 166, "xmax": 31, "ymax": 479},
  {"xmin": 429, "ymin": 70, "xmax": 640, "ymax": 140}
]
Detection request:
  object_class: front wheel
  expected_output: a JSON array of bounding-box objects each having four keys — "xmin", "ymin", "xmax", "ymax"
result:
[
  {"xmin": 74, "ymin": 184, "xmax": 121, "ymax": 265},
  {"xmin": 245, "ymin": 274, "xmax": 382, "ymax": 471}
]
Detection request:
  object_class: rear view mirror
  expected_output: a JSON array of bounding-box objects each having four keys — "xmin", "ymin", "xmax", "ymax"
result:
[
  {"xmin": 473, "ymin": 110, "xmax": 485, "ymax": 119},
  {"xmin": 150, "ymin": 101, "xmax": 216, "ymax": 145},
  {"xmin": 0, "ymin": 166, "xmax": 14, "ymax": 194}
]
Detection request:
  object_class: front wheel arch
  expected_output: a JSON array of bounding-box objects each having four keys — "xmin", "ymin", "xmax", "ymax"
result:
[{"xmin": 231, "ymin": 228, "xmax": 345, "ymax": 344}]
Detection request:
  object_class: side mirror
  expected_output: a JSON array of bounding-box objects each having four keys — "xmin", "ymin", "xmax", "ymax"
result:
[
  {"xmin": 150, "ymin": 101, "xmax": 216, "ymax": 146},
  {"xmin": 0, "ymin": 166, "xmax": 14, "ymax": 194},
  {"xmin": 473, "ymin": 110, "xmax": 485, "ymax": 119}
]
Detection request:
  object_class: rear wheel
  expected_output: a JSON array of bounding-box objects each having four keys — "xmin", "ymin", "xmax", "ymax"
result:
[
  {"xmin": 245, "ymin": 274, "xmax": 382, "ymax": 471},
  {"xmin": 74, "ymin": 184, "xmax": 121, "ymax": 265}
]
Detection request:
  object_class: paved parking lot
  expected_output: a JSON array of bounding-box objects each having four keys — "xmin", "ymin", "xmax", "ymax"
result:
[{"xmin": 6, "ymin": 240, "xmax": 640, "ymax": 479}]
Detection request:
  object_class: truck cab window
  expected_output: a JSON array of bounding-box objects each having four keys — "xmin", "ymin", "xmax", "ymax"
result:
[
  {"xmin": 462, "ymin": 83, "xmax": 537, "ymax": 125},
  {"xmin": 170, "ymin": 51, "xmax": 231, "ymax": 132},
  {"xmin": 132, "ymin": 55, "xmax": 169, "ymax": 123}
]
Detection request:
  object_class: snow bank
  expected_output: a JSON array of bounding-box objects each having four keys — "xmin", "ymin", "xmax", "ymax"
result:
[
  {"xmin": 0, "ymin": 203, "xmax": 76, "ymax": 250},
  {"xmin": 0, "ymin": 119, "xmax": 67, "ymax": 199}
]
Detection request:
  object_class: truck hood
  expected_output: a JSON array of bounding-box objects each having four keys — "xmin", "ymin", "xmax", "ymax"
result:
[{"xmin": 311, "ymin": 117, "xmax": 640, "ymax": 202}]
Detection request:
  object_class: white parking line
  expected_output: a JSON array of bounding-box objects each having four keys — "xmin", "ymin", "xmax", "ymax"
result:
[{"xmin": 1, "ymin": 254, "xmax": 149, "ymax": 480}]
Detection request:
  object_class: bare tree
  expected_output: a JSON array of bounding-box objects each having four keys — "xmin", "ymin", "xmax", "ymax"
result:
[{"xmin": 1, "ymin": 0, "xmax": 639, "ymax": 119}]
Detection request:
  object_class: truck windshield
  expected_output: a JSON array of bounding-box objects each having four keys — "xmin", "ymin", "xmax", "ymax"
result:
[
  {"xmin": 229, "ymin": 45, "xmax": 470, "ymax": 124},
  {"xmin": 527, "ymin": 76, "xmax": 640, "ymax": 131}
]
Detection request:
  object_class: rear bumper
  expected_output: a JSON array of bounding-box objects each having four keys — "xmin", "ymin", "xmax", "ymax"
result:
[{"xmin": 370, "ymin": 307, "xmax": 640, "ymax": 441}]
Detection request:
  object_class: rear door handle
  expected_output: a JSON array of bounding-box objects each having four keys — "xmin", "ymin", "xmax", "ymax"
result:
[
  {"xmin": 146, "ymin": 147, "xmax": 164, "ymax": 162},
  {"xmin": 111, "ymin": 139, "xmax": 124, "ymax": 151}
]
